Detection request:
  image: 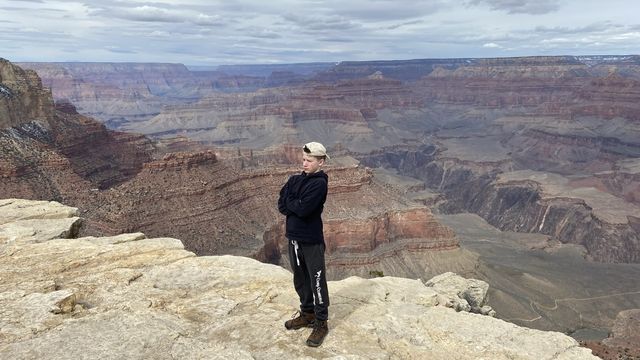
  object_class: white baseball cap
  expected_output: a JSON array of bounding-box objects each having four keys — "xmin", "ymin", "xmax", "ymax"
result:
[{"xmin": 303, "ymin": 142, "xmax": 330, "ymax": 159}]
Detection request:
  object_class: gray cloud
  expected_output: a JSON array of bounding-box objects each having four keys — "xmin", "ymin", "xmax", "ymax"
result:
[
  {"xmin": 282, "ymin": 13, "xmax": 360, "ymax": 32},
  {"xmin": 106, "ymin": 47, "xmax": 138, "ymax": 54},
  {"xmin": 318, "ymin": 37, "xmax": 354, "ymax": 43},
  {"xmin": 534, "ymin": 22, "xmax": 620, "ymax": 35},
  {"xmin": 468, "ymin": 0, "xmax": 561, "ymax": 14},
  {"xmin": 1, "ymin": 6, "xmax": 60, "ymax": 11},
  {"xmin": 327, "ymin": 0, "xmax": 449, "ymax": 21},
  {"xmin": 387, "ymin": 19, "xmax": 424, "ymax": 30}
]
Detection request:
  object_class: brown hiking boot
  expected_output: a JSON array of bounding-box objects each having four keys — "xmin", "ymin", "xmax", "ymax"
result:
[
  {"xmin": 284, "ymin": 311, "xmax": 315, "ymax": 330},
  {"xmin": 306, "ymin": 319, "xmax": 328, "ymax": 347}
]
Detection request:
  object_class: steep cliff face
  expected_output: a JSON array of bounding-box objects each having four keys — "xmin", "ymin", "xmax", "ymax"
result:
[
  {"xmin": 0, "ymin": 121, "xmax": 94, "ymax": 203},
  {"xmin": 18, "ymin": 62, "xmax": 196, "ymax": 98},
  {"xmin": 0, "ymin": 58, "xmax": 54, "ymax": 128},
  {"xmin": 49, "ymin": 102, "xmax": 155, "ymax": 189},
  {"xmin": 0, "ymin": 109, "xmax": 153, "ymax": 197}
]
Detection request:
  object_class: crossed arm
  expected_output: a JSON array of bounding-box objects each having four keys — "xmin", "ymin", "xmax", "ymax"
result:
[{"xmin": 278, "ymin": 177, "xmax": 326, "ymax": 218}]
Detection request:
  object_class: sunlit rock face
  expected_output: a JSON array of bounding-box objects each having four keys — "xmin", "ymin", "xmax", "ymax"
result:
[
  {"xmin": 1, "ymin": 58, "xmax": 54, "ymax": 129},
  {"xmin": 0, "ymin": 198, "xmax": 597, "ymax": 360}
]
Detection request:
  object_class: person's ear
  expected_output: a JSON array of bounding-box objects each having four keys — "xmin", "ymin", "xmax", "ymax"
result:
[{"xmin": 319, "ymin": 159, "xmax": 325, "ymax": 166}]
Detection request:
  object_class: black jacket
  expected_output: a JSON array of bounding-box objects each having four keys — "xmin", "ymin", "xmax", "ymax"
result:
[{"xmin": 278, "ymin": 170, "xmax": 328, "ymax": 244}]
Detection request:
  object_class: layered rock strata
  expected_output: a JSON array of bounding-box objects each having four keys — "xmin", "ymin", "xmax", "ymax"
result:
[
  {"xmin": 16, "ymin": 62, "xmax": 209, "ymax": 128},
  {"xmin": 362, "ymin": 149, "xmax": 640, "ymax": 263},
  {"xmin": 82, "ymin": 160, "xmax": 464, "ymax": 280},
  {"xmin": 16, "ymin": 62, "xmax": 330, "ymax": 129},
  {"xmin": 9, "ymin": 56, "xmax": 640, "ymax": 264},
  {"xmin": 0, "ymin": 199, "xmax": 597, "ymax": 359}
]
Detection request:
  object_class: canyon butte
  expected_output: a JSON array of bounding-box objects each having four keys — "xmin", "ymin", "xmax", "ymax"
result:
[{"xmin": 3, "ymin": 56, "xmax": 640, "ymax": 358}]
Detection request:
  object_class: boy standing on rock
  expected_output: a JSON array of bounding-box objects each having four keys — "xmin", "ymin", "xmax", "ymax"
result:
[{"xmin": 278, "ymin": 141, "xmax": 330, "ymax": 347}]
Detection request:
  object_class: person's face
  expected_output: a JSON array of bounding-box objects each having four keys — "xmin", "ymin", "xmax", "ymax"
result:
[{"xmin": 302, "ymin": 153, "xmax": 324, "ymax": 174}]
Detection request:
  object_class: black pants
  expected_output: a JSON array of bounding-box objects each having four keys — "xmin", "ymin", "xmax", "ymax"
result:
[{"xmin": 288, "ymin": 240, "xmax": 330, "ymax": 321}]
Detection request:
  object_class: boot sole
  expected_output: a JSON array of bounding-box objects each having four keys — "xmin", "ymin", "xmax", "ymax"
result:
[
  {"xmin": 306, "ymin": 328, "xmax": 328, "ymax": 346},
  {"xmin": 284, "ymin": 322, "xmax": 314, "ymax": 330},
  {"xmin": 306, "ymin": 338, "xmax": 325, "ymax": 347}
]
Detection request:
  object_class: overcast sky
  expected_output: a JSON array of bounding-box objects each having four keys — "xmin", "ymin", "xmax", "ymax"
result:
[{"xmin": 1, "ymin": 0, "xmax": 639, "ymax": 66}]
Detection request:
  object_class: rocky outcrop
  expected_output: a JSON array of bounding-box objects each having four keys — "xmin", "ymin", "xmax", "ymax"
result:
[
  {"xmin": 0, "ymin": 198, "xmax": 597, "ymax": 359},
  {"xmin": 582, "ymin": 309, "xmax": 640, "ymax": 360},
  {"xmin": 143, "ymin": 150, "xmax": 218, "ymax": 171},
  {"xmin": 569, "ymin": 163, "xmax": 640, "ymax": 206},
  {"xmin": 0, "ymin": 110, "xmax": 153, "ymax": 197},
  {"xmin": 0, "ymin": 58, "xmax": 54, "ymax": 128},
  {"xmin": 603, "ymin": 309, "xmax": 640, "ymax": 350},
  {"xmin": 426, "ymin": 272, "xmax": 496, "ymax": 316}
]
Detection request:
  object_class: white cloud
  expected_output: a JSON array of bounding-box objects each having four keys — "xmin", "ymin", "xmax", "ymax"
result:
[
  {"xmin": 483, "ymin": 42, "xmax": 502, "ymax": 48},
  {"xmin": 193, "ymin": 13, "xmax": 222, "ymax": 26}
]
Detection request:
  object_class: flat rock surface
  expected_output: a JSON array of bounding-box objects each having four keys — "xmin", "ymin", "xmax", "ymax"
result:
[{"xmin": 0, "ymin": 199, "xmax": 597, "ymax": 359}]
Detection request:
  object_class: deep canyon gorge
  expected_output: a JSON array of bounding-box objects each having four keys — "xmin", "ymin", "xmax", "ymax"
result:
[{"xmin": 4, "ymin": 55, "xmax": 640, "ymax": 358}]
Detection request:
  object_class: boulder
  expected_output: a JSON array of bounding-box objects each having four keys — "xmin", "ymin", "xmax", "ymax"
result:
[{"xmin": 425, "ymin": 271, "xmax": 496, "ymax": 316}]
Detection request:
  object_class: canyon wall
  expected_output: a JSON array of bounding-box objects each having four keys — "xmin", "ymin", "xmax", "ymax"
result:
[
  {"xmin": 13, "ymin": 56, "xmax": 640, "ymax": 264},
  {"xmin": 361, "ymin": 149, "xmax": 640, "ymax": 263}
]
